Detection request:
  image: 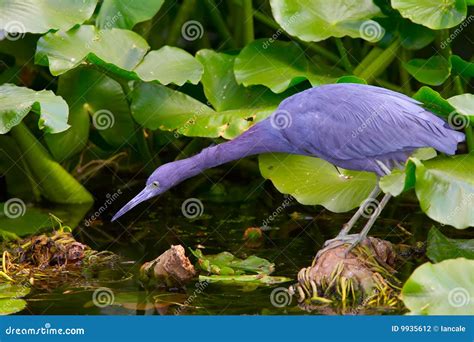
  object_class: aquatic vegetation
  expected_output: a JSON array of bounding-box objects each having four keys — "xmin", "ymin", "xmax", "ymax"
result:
[{"xmin": 0, "ymin": 0, "xmax": 473, "ymax": 315}]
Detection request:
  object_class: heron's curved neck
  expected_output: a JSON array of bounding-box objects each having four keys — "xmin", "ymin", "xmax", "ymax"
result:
[{"xmin": 168, "ymin": 122, "xmax": 293, "ymax": 187}]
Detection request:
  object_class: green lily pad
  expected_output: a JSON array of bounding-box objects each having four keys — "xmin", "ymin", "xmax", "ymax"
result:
[
  {"xmin": 96, "ymin": 0, "xmax": 164, "ymax": 30},
  {"xmin": 403, "ymin": 56, "xmax": 451, "ymax": 86},
  {"xmin": 270, "ymin": 0, "xmax": 384, "ymax": 42},
  {"xmin": 399, "ymin": 20, "xmax": 435, "ymax": 50},
  {"xmin": 131, "ymin": 83, "xmax": 274, "ymax": 139},
  {"xmin": 392, "ymin": 0, "xmax": 467, "ymax": 29},
  {"xmin": 196, "ymin": 49, "xmax": 283, "ymax": 111},
  {"xmin": 0, "ymin": 298, "xmax": 27, "ymax": 315},
  {"xmin": 199, "ymin": 274, "xmax": 292, "ymax": 286},
  {"xmin": 0, "ymin": 83, "xmax": 69, "ymax": 134},
  {"xmin": 0, "ymin": 284, "xmax": 31, "ymax": 315},
  {"xmin": 135, "ymin": 46, "xmax": 203, "ymax": 85},
  {"xmin": 336, "ymin": 75, "xmax": 367, "ymax": 84},
  {"xmin": 379, "ymin": 148, "xmax": 436, "ymax": 196},
  {"xmin": 410, "ymin": 155, "xmax": 474, "ymax": 229},
  {"xmin": 451, "ymin": 55, "xmax": 474, "ymax": 78},
  {"xmin": 36, "ymin": 25, "xmax": 149, "ymax": 77},
  {"xmin": 191, "ymin": 249, "xmax": 275, "ymax": 275},
  {"xmin": 36, "ymin": 25, "xmax": 203, "ymax": 86},
  {"xmin": 234, "ymin": 40, "xmax": 317, "ymax": 93},
  {"xmin": 402, "ymin": 258, "xmax": 474, "ymax": 315},
  {"xmin": 44, "ymin": 68, "xmax": 135, "ymax": 161},
  {"xmin": 0, "ymin": 203, "xmax": 51, "ymax": 236},
  {"xmin": 413, "ymin": 86, "xmax": 455, "ymax": 117},
  {"xmin": 427, "ymin": 226, "xmax": 474, "ymax": 262},
  {"xmin": 0, "ymin": 0, "xmax": 97, "ymax": 34},
  {"xmin": 448, "ymin": 94, "xmax": 474, "ymax": 121},
  {"xmin": 259, "ymin": 153, "xmax": 377, "ymax": 212}
]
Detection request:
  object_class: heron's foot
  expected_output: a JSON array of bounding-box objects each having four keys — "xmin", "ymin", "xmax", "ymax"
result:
[{"xmin": 315, "ymin": 234, "xmax": 361, "ymax": 260}]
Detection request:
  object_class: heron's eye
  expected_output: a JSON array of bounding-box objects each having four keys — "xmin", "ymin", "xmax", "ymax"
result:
[{"xmin": 151, "ymin": 181, "xmax": 160, "ymax": 188}]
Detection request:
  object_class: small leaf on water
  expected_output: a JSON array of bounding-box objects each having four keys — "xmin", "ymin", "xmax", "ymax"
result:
[
  {"xmin": 426, "ymin": 227, "xmax": 474, "ymax": 263},
  {"xmin": 403, "ymin": 56, "xmax": 451, "ymax": 86}
]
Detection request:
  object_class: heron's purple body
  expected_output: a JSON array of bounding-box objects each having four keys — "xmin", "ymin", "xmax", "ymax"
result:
[{"xmin": 112, "ymin": 84, "xmax": 464, "ymax": 221}]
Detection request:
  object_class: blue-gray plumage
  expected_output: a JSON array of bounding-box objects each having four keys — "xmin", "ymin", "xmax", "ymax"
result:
[{"xmin": 112, "ymin": 84, "xmax": 464, "ymax": 248}]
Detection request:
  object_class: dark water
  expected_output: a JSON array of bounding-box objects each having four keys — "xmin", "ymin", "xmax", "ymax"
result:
[{"xmin": 21, "ymin": 179, "xmax": 442, "ymax": 315}]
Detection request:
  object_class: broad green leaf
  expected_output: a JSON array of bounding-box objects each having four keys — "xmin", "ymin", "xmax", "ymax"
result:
[
  {"xmin": 379, "ymin": 148, "xmax": 435, "ymax": 196},
  {"xmin": 131, "ymin": 83, "xmax": 274, "ymax": 139},
  {"xmin": 96, "ymin": 0, "xmax": 164, "ymax": 30},
  {"xmin": 259, "ymin": 153, "xmax": 377, "ymax": 212},
  {"xmin": 427, "ymin": 226, "xmax": 474, "ymax": 262},
  {"xmin": 336, "ymin": 75, "xmax": 367, "ymax": 84},
  {"xmin": 0, "ymin": 202, "xmax": 51, "ymax": 236},
  {"xmin": 410, "ymin": 155, "xmax": 474, "ymax": 229},
  {"xmin": 199, "ymin": 274, "xmax": 292, "ymax": 286},
  {"xmin": 270, "ymin": 0, "xmax": 384, "ymax": 42},
  {"xmin": 234, "ymin": 40, "xmax": 316, "ymax": 93},
  {"xmin": 399, "ymin": 21, "xmax": 435, "ymax": 50},
  {"xmin": 392, "ymin": 0, "xmax": 467, "ymax": 29},
  {"xmin": 0, "ymin": 298, "xmax": 26, "ymax": 315},
  {"xmin": 10, "ymin": 123, "xmax": 93, "ymax": 204},
  {"xmin": 0, "ymin": 0, "xmax": 97, "ymax": 34},
  {"xmin": 451, "ymin": 55, "xmax": 474, "ymax": 78},
  {"xmin": 196, "ymin": 49, "xmax": 283, "ymax": 111},
  {"xmin": 135, "ymin": 46, "xmax": 203, "ymax": 85},
  {"xmin": 448, "ymin": 94, "xmax": 474, "ymax": 121},
  {"xmin": 0, "ymin": 83, "xmax": 69, "ymax": 134},
  {"xmin": 403, "ymin": 56, "xmax": 451, "ymax": 86},
  {"xmin": 45, "ymin": 68, "xmax": 135, "ymax": 161},
  {"xmin": 413, "ymin": 86, "xmax": 455, "ymax": 117},
  {"xmin": 0, "ymin": 136, "xmax": 39, "ymax": 200},
  {"xmin": 0, "ymin": 284, "xmax": 31, "ymax": 299},
  {"xmin": 36, "ymin": 25, "xmax": 149, "ymax": 76},
  {"xmin": 402, "ymin": 258, "xmax": 474, "ymax": 315},
  {"xmin": 36, "ymin": 26, "xmax": 202, "ymax": 86}
]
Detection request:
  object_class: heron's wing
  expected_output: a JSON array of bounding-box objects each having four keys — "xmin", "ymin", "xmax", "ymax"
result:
[{"xmin": 279, "ymin": 84, "xmax": 464, "ymax": 161}]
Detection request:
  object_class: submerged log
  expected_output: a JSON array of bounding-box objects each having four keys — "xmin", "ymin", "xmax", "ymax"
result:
[{"xmin": 140, "ymin": 245, "xmax": 196, "ymax": 288}]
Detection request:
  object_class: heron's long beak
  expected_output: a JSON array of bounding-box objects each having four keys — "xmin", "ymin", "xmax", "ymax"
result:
[{"xmin": 111, "ymin": 188, "xmax": 156, "ymax": 221}]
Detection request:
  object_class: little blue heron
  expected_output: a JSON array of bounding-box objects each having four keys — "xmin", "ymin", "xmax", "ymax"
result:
[{"xmin": 112, "ymin": 84, "xmax": 464, "ymax": 249}]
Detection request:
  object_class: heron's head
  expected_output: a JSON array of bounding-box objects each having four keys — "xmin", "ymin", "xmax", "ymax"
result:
[{"xmin": 111, "ymin": 160, "xmax": 197, "ymax": 221}]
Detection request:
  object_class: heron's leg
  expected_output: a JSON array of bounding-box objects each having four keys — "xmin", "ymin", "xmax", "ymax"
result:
[
  {"xmin": 346, "ymin": 192, "xmax": 392, "ymax": 253},
  {"xmin": 336, "ymin": 182, "xmax": 381, "ymax": 238}
]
